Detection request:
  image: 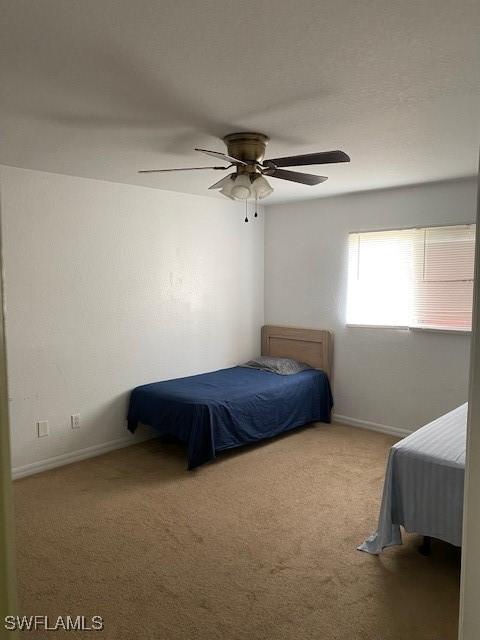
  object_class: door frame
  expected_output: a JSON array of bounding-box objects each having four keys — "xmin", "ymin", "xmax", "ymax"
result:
[
  {"xmin": 458, "ymin": 161, "xmax": 480, "ymax": 639},
  {"xmin": 0, "ymin": 187, "xmax": 18, "ymax": 627}
]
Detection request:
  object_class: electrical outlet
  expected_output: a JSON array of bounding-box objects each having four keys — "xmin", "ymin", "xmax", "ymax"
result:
[
  {"xmin": 71, "ymin": 414, "xmax": 81, "ymax": 429},
  {"xmin": 37, "ymin": 420, "xmax": 49, "ymax": 437}
]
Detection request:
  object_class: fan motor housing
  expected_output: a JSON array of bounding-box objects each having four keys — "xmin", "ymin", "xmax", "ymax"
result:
[{"xmin": 223, "ymin": 132, "xmax": 269, "ymax": 168}]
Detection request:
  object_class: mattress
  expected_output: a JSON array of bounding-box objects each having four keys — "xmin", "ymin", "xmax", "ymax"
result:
[
  {"xmin": 358, "ymin": 403, "xmax": 468, "ymax": 554},
  {"xmin": 127, "ymin": 366, "xmax": 333, "ymax": 469}
]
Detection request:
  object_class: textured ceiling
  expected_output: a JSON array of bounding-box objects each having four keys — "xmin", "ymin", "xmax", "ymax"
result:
[{"xmin": 1, "ymin": 0, "xmax": 479, "ymax": 204}]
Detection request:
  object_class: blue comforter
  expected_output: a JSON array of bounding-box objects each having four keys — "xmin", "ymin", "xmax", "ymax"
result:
[{"xmin": 127, "ymin": 366, "xmax": 333, "ymax": 469}]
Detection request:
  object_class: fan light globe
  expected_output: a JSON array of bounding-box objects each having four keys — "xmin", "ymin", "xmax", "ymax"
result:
[
  {"xmin": 231, "ymin": 185, "xmax": 250, "ymax": 199},
  {"xmin": 218, "ymin": 174, "xmax": 237, "ymax": 199},
  {"xmin": 219, "ymin": 176, "xmax": 235, "ymax": 199},
  {"xmin": 230, "ymin": 174, "xmax": 252, "ymax": 200},
  {"xmin": 251, "ymin": 175, "xmax": 273, "ymax": 199}
]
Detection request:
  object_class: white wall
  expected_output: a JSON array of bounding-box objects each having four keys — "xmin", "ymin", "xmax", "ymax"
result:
[
  {"xmin": 265, "ymin": 178, "xmax": 477, "ymax": 432},
  {"xmin": 0, "ymin": 166, "xmax": 264, "ymax": 471},
  {"xmin": 2, "ymin": 167, "xmax": 476, "ymax": 474}
]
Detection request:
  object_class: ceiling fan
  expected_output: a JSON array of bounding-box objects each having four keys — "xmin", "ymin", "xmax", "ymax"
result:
[{"xmin": 139, "ymin": 132, "xmax": 350, "ymax": 215}]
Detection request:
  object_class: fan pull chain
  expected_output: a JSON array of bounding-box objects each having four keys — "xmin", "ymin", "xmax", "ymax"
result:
[
  {"xmin": 244, "ymin": 199, "xmax": 249, "ymax": 223},
  {"xmin": 254, "ymin": 193, "xmax": 258, "ymax": 218}
]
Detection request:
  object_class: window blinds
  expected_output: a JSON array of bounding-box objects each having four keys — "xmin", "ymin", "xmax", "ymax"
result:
[{"xmin": 347, "ymin": 224, "xmax": 476, "ymax": 331}]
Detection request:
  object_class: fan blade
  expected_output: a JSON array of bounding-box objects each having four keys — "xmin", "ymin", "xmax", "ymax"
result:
[
  {"xmin": 138, "ymin": 165, "xmax": 228, "ymax": 174},
  {"xmin": 265, "ymin": 150, "xmax": 350, "ymax": 168},
  {"xmin": 195, "ymin": 148, "xmax": 247, "ymax": 166},
  {"xmin": 208, "ymin": 174, "xmax": 234, "ymax": 190},
  {"xmin": 263, "ymin": 168, "xmax": 328, "ymax": 185}
]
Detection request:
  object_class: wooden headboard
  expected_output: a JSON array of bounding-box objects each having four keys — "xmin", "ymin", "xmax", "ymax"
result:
[{"xmin": 261, "ymin": 325, "xmax": 333, "ymax": 382}]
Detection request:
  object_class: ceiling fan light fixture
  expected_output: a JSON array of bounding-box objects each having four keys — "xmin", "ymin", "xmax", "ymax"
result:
[{"xmin": 251, "ymin": 175, "xmax": 273, "ymax": 200}]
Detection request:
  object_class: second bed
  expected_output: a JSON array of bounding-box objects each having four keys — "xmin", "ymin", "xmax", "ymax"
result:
[{"xmin": 359, "ymin": 403, "xmax": 467, "ymax": 554}]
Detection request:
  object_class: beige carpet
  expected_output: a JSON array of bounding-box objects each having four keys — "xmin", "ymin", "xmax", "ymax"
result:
[{"xmin": 14, "ymin": 423, "xmax": 460, "ymax": 640}]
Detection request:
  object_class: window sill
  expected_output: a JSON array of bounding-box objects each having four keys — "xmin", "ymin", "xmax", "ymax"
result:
[
  {"xmin": 410, "ymin": 326, "xmax": 471, "ymax": 336},
  {"xmin": 346, "ymin": 323, "xmax": 471, "ymax": 336}
]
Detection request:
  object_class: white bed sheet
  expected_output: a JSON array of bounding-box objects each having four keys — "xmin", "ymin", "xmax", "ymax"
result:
[{"xmin": 358, "ymin": 403, "xmax": 467, "ymax": 554}]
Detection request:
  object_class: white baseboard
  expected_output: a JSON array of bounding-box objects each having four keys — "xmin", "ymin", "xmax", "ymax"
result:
[
  {"xmin": 333, "ymin": 413, "xmax": 413, "ymax": 439},
  {"xmin": 12, "ymin": 416, "xmax": 411, "ymax": 479},
  {"xmin": 12, "ymin": 433, "xmax": 152, "ymax": 480}
]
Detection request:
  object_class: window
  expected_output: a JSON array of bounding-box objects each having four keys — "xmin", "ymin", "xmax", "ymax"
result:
[{"xmin": 347, "ymin": 224, "xmax": 476, "ymax": 331}]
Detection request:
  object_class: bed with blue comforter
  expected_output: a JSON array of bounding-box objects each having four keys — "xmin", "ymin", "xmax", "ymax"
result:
[{"xmin": 127, "ymin": 366, "xmax": 333, "ymax": 469}]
